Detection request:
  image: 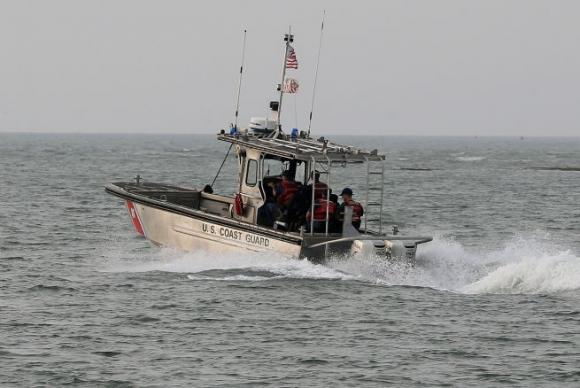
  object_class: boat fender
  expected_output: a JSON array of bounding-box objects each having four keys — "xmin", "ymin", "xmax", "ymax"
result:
[{"xmin": 234, "ymin": 193, "xmax": 244, "ymax": 216}]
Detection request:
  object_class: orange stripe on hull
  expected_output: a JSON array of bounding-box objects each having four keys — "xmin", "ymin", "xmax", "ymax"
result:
[{"xmin": 126, "ymin": 201, "xmax": 145, "ymax": 236}]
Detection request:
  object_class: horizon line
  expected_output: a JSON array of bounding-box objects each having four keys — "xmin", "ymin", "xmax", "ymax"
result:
[{"xmin": 1, "ymin": 130, "xmax": 579, "ymax": 138}]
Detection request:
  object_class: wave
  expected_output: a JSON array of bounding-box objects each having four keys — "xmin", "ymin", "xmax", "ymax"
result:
[
  {"xmin": 455, "ymin": 156, "xmax": 486, "ymax": 162},
  {"xmin": 462, "ymin": 251, "xmax": 580, "ymax": 294},
  {"xmin": 27, "ymin": 284, "xmax": 77, "ymax": 292},
  {"xmin": 331, "ymin": 234, "xmax": 580, "ymax": 295},
  {"xmin": 100, "ymin": 233, "xmax": 580, "ymax": 295}
]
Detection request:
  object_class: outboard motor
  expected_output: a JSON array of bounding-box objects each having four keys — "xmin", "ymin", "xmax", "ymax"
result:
[
  {"xmin": 372, "ymin": 241, "xmax": 388, "ymax": 256},
  {"xmin": 352, "ymin": 239, "xmax": 417, "ymax": 264},
  {"xmin": 344, "ymin": 207, "xmax": 419, "ymax": 264},
  {"xmin": 350, "ymin": 239, "xmax": 373, "ymax": 257},
  {"xmin": 346, "ymin": 207, "xmax": 389, "ymax": 258},
  {"xmin": 386, "ymin": 240, "xmax": 418, "ymax": 265}
]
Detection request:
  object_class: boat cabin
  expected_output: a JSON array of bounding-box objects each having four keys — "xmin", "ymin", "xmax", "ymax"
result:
[{"xmin": 216, "ymin": 126, "xmax": 386, "ymax": 236}]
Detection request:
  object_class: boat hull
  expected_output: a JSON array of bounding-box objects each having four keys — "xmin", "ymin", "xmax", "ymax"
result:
[
  {"xmin": 125, "ymin": 200, "xmax": 303, "ymax": 257},
  {"xmin": 106, "ymin": 182, "xmax": 431, "ymax": 263}
]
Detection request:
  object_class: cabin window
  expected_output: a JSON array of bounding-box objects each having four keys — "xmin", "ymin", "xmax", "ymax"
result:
[
  {"xmin": 246, "ymin": 159, "xmax": 258, "ymax": 186},
  {"xmin": 263, "ymin": 158, "xmax": 284, "ymax": 178}
]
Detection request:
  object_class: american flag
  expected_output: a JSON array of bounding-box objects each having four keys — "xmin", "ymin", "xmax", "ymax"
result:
[
  {"xmin": 283, "ymin": 78, "xmax": 299, "ymax": 93},
  {"xmin": 286, "ymin": 45, "xmax": 298, "ymax": 69}
]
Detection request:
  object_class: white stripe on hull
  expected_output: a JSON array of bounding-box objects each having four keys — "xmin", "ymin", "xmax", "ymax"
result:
[{"xmin": 131, "ymin": 201, "xmax": 302, "ymax": 257}]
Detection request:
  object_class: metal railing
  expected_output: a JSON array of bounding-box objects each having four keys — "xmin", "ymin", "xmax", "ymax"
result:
[{"xmin": 364, "ymin": 156, "xmax": 385, "ymax": 235}]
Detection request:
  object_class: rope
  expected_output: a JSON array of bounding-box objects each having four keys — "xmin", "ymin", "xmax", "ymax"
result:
[{"xmin": 211, "ymin": 143, "xmax": 233, "ymax": 187}]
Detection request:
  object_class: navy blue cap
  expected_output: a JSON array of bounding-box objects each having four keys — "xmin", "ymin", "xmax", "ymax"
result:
[{"xmin": 340, "ymin": 187, "xmax": 353, "ymax": 196}]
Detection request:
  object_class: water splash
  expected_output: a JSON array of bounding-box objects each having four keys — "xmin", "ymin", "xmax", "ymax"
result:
[
  {"xmin": 328, "ymin": 237, "xmax": 480, "ymax": 291},
  {"xmin": 330, "ymin": 233, "xmax": 580, "ymax": 294},
  {"xmin": 101, "ymin": 233, "xmax": 580, "ymax": 295},
  {"xmin": 462, "ymin": 251, "xmax": 580, "ymax": 294},
  {"xmin": 101, "ymin": 247, "xmax": 351, "ymax": 281}
]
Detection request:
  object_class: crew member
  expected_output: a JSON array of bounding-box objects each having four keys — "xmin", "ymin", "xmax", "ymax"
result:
[
  {"xmin": 309, "ymin": 171, "xmax": 329, "ymax": 201},
  {"xmin": 306, "ymin": 191, "xmax": 337, "ymax": 233},
  {"xmin": 338, "ymin": 188, "xmax": 364, "ymax": 231},
  {"xmin": 274, "ymin": 170, "xmax": 300, "ymax": 209},
  {"xmin": 328, "ymin": 193, "xmax": 341, "ymax": 233},
  {"xmin": 257, "ymin": 181, "xmax": 279, "ymax": 227}
]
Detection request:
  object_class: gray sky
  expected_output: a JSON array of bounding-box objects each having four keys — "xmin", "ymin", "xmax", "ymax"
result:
[{"xmin": 1, "ymin": 0, "xmax": 579, "ymax": 136}]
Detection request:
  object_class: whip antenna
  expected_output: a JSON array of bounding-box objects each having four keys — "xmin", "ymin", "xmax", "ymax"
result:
[
  {"xmin": 307, "ymin": 11, "xmax": 325, "ymax": 136},
  {"xmin": 212, "ymin": 29, "xmax": 247, "ymax": 188},
  {"xmin": 234, "ymin": 29, "xmax": 247, "ymax": 129}
]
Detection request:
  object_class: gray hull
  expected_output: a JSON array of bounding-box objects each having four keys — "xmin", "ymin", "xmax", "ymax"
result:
[
  {"xmin": 128, "ymin": 200, "xmax": 302, "ymax": 257},
  {"xmin": 106, "ymin": 182, "xmax": 431, "ymax": 262}
]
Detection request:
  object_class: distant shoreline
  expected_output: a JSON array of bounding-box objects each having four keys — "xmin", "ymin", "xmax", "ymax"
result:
[{"xmin": 1, "ymin": 131, "xmax": 579, "ymax": 139}]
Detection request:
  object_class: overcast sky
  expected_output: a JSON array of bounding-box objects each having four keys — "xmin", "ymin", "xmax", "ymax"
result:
[{"xmin": 1, "ymin": 0, "xmax": 579, "ymax": 136}]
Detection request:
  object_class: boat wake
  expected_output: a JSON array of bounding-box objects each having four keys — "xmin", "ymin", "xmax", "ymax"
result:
[
  {"xmin": 461, "ymin": 250, "xmax": 580, "ymax": 294},
  {"xmin": 102, "ymin": 247, "xmax": 352, "ymax": 281},
  {"xmin": 101, "ymin": 234, "xmax": 580, "ymax": 295},
  {"xmin": 329, "ymin": 234, "xmax": 580, "ymax": 295}
]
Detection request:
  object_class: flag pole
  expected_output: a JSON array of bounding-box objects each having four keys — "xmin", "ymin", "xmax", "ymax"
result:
[
  {"xmin": 277, "ymin": 26, "xmax": 292, "ymax": 134},
  {"xmin": 308, "ymin": 11, "xmax": 325, "ymax": 137},
  {"xmin": 234, "ymin": 29, "xmax": 247, "ymax": 130}
]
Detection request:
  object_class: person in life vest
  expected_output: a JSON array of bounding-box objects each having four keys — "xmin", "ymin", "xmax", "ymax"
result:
[
  {"xmin": 338, "ymin": 187, "xmax": 364, "ymax": 231},
  {"xmin": 275, "ymin": 170, "xmax": 300, "ymax": 209},
  {"xmin": 308, "ymin": 171, "xmax": 329, "ymax": 201},
  {"xmin": 305, "ymin": 191, "xmax": 338, "ymax": 233}
]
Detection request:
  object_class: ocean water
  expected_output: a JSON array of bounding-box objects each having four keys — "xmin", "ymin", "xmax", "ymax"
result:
[{"xmin": 1, "ymin": 133, "xmax": 579, "ymax": 387}]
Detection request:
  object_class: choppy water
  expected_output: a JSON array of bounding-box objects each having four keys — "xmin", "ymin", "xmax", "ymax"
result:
[{"xmin": 1, "ymin": 133, "xmax": 579, "ymax": 387}]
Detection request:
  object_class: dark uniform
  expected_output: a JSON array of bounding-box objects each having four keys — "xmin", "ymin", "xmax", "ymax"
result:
[{"xmin": 257, "ymin": 183, "xmax": 279, "ymax": 227}]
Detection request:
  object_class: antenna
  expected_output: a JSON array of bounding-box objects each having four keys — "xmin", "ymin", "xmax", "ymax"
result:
[
  {"xmin": 234, "ymin": 29, "xmax": 247, "ymax": 129},
  {"xmin": 212, "ymin": 30, "xmax": 246, "ymax": 188},
  {"xmin": 307, "ymin": 11, "xmax": 325, "ymax": 137}
]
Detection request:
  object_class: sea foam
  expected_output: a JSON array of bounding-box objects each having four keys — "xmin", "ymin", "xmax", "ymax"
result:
[{"xmin": 101, "ymin": 233, "xmax": 580, "ymax": 295}]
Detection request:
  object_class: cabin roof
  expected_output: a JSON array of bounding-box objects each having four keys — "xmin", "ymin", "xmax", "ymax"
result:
[{"xmin": 217, "ymin": 133, "xmax": 385, "ymax": 162}]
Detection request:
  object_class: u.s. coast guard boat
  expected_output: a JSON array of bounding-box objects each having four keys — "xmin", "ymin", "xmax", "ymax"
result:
[{"xmin": 105, "ymin": 30, "xmax": 432, "ymax": 263}]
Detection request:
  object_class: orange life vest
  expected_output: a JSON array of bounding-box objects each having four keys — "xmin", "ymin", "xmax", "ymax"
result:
[
  {"xmin": 277, "ymin": 180, "xmax": 299, "ymax": 207},
  {"xmin": 307, "ymin": 199, "xmax": 337, "ymax": 222}
]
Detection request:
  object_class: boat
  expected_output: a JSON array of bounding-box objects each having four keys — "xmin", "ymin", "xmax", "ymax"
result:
[{"xmin": 105, "ymin": 29, "xmax": 432, "ymax": 263}]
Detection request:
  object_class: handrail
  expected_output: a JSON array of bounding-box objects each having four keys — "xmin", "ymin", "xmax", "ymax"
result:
[
  {"xmin": 324, "ymin": 154, "xmax": 331, "ymax": 259},
  {"xmin": 217, "ymin": 134, "xmax": 385, "ymax": 162},
  {"xmin": 310, "ymin": 155, "xmax": 316, "ymax": 235}
]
